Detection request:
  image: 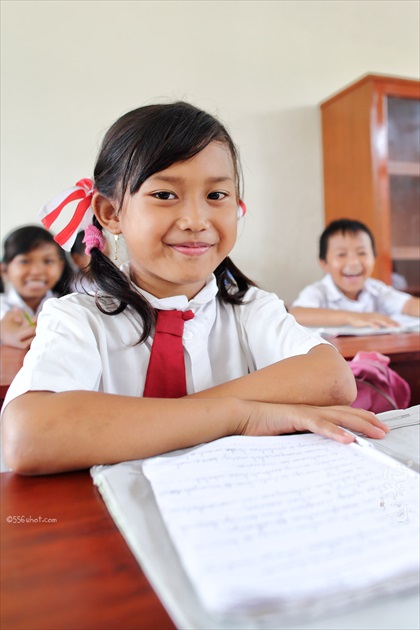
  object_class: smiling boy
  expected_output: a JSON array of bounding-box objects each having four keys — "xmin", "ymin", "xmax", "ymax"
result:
[{"xmin": 289, "ymin": 219, "xmax": 420, "ymax": 328}]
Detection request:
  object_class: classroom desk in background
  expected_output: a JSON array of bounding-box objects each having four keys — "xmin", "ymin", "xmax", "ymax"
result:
[
  {"xmin": 1, "ymin": 470, "xmax": 176, "ymax": 630},
  {"xmin": 330, "ymin": 332, "xmax": 420, "ymax": 406}
]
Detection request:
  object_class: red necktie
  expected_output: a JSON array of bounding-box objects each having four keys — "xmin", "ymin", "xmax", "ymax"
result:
[{"xmin": 143, "ymin": 310, "xmax": 194, "ymax": 398}]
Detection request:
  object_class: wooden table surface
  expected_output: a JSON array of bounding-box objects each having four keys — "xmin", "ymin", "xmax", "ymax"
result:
[
  {"xmin": 330, "ymin": 331, "xmax": 420, "ymax": 359},
  {"xmin": 1, "ymin": 470, "xmax": 176, "ymax": 630},
  {"xmin": 1, "ymin": 335, "xmax": 419, "ymax": 629}
]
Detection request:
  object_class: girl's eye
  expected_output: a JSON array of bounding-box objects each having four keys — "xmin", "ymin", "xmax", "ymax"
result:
[
  {"xmin": 207, "ymin": 191, "xmax": 227, "ymax": 200},
  {"xmin": 153, "ymin": 191, "xmax": 176, "ymax": 200}
]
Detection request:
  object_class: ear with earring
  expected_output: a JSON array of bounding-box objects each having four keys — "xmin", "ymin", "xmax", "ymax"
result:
[
  {"xmin": 113, "ymin": 234, "xmax": 120, "ymax": 261},
  {"xmin": 237, "ymin": 200, "xmax": 247, "ymax": 220}
]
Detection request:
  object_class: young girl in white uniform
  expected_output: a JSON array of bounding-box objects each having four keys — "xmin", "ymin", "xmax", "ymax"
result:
[
  {"xmin": 1, "ymin": 225, "xmax": 73, "ymax": 349},
  {"xmin": 1, "ymin": 102, "xmax": 388, "ymax": 474}
]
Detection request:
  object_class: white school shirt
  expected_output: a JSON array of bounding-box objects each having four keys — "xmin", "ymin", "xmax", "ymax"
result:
[
  {"xmin": 2, "ymin": 273, "xmax": 330, "ymax": 410},
  {"xmin": 0, "ymin": 286, "xmax": 55, "ymax": 319},
  {"xmin": 291, "ymin": 274, "xmax": 411, "ymax": 315}
]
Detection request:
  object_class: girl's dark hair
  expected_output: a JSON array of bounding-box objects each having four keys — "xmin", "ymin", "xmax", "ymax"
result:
[
  {"xmin": 1, "ymin": 225, "xmax": 74, "ymax": 295},
  {"xmin": 88, "ymin": 101, "xmax": 256, "ymax": 342}
]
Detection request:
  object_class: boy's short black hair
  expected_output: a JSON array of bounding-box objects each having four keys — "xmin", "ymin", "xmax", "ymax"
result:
[{"xmin": 319, "ymin": 219, "xmax": 376, "ymax": 261}]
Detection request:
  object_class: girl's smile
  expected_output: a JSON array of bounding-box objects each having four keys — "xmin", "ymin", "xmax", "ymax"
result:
[
  {"xmin": 168, "ymin": 241, "xmax": 215, "ymax": 256},
  {"xmin": 99, "ymin": 141, "xmax": 238, "ymax": 300}
]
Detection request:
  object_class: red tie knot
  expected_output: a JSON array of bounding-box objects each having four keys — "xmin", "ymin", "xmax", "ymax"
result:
[
  {"xmin": 182, "ymin": 310, "xmax": 194, "ymax": 322},
  {"xmin": 155, "ymin": 309, "xmax": 194, "ymax": 336}
]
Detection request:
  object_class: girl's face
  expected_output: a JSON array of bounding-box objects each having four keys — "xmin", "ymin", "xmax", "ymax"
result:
[
  {"xmin": 118, "ymin": 141, "xmax": 238, "ymax": 299},
  {"xmin": 5, "ymin": 243, "xmax": 65, "ymax": 308}
]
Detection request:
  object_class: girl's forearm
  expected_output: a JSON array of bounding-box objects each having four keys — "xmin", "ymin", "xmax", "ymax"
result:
[
  {"xmin": 2, "ymin": 347, "xmax": 356, "ymax": 475},
  {"xmin": 2, "ymin": 392, "xmax": 242, "ymax": 475},
  {"xmin": 189, "ymin": 344, "xmax": 356, "ymax": 406}
]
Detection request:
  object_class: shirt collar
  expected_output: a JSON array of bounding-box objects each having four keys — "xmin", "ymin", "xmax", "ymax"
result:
[
  {"xmin": 6, "ymin": 286, "xmax": 53, "ymax": 317},
  {"xmin": 322, "ymin": 273, "xmax": 376, "ymax": 302},
  {"xmin": 322, "ymin": 274, "xmax": 346, "ymax": 302},
  {"xmin": 119, "ymin": 261, "xmax": 218, "ymax": 311}
]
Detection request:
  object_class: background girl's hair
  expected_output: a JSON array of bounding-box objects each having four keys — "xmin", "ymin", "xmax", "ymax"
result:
[
  {"xmin": 1, "ymin": 225, "xmax": 74, "ymax": 296},
  {"xmin": 88, "ymin": 101, "xmax": 256, "ymax": 342}
]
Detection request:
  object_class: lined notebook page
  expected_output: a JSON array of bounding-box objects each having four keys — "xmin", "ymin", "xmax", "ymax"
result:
[{"xmin": 143, "ymin": 433, "xmax": 419, "ymax": 617}]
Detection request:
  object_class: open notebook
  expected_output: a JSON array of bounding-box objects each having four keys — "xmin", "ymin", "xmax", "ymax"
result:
[
  {"xmin": 91, "ymin": 406, "xmax": 420, "ymax": 630},
  {"xmin": 308, "ymin": 314, "xmax": 420, "ymax": 338}
]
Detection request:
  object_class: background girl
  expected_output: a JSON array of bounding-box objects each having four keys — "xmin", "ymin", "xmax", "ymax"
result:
[
  {"xmin": 1, "ymin": 102, "xmax": 388, "ymax": 474},
  {"xmin": 1, "ymin": 225, "xmax": 73, "ymax": 348}
]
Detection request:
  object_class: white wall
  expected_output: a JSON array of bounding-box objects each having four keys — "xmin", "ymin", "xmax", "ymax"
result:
[{"xmin": 1, "ymin": 0, "xmax": 419, "ymax": 304}]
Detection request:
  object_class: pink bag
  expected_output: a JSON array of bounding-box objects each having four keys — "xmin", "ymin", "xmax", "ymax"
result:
[{"xmin": 349, "ymin": 351, "xmax": 411, "ymax": 413}]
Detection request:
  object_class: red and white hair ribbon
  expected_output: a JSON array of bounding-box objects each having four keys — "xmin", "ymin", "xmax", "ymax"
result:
[{"xmin": 39, "ymin": 178, "xmax": 95, "ymax": 251}]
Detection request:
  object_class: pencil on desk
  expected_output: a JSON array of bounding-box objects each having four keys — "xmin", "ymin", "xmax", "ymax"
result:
[{"xmin": 23, "ymin": 312, "xmax": 36, "ymax": 327}]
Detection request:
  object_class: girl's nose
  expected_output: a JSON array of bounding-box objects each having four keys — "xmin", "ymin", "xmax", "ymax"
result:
[{"xmin": 176, "ymin": 203, "xmax": 210, "ymax": 231}]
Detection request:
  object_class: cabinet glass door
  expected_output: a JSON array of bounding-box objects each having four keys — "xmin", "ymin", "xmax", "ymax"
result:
[{"xmin": 387, "ymin": 96, "xmax": 420, "ymax": 295}]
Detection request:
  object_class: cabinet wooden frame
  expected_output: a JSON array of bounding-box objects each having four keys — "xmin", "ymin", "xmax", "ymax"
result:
[{"xmin": 321, "ymin": 74, "xmax": 420, "ymax": 293}]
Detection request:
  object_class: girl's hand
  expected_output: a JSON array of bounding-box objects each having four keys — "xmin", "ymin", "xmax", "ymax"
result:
[
  {"xmin": 0, "ymin": 308, "xmax": 37, "ymax": 349},
  {"xmin": 347, "ymin": 311, "xmax": 399, "ymax": 328},
  {"xmin": 239, "ymin": 402, "xmax": 389, "ymax": 444}
]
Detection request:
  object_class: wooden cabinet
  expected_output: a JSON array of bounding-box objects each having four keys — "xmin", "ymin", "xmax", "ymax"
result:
[{"xmin": 321, "ymin": 74, "xmax": 420, "ymax": 294}]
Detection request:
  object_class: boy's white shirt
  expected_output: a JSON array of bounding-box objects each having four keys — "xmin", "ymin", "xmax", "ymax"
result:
[
  {"xmin": 2, "ymin": 268, "xmax": 330, "ymax": 412},
  {"xmin": 0, "ymin": 286, "xmax": 55, "ymax": 319},
  {"xmin": 291, "ymin": 273, "xmax": 411, "ymax": 315}
]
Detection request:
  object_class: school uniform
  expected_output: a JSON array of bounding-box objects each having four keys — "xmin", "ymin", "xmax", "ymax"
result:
[
  {"xmin": 291, "ymin": 274, "xmax": 411, "ymax": 315},
  {"xmin": 2, "ymin": 270, "xmax": 330, "ymax": 409},
  {"xmin": 0, "ymin": 286, "xmax": 55, "ymax": 319}
]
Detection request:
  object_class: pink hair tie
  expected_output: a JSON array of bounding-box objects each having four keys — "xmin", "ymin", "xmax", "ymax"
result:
[
  {"xmin": 83, "ymin": 224, "xmax": 106, "ymax": 255},
  {"xmin": 39, "ymin": 178, "xmax": 95, "ymax": 251}
]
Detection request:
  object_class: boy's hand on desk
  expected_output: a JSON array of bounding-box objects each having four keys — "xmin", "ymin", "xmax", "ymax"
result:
[
  {"xmin": 347, "ymin": 312, "xmax": 399, "ymax": 328},
  {"xmin": 239, "ymin": 402, "xmax": 389, "ymax": 444},
  {"xmin": 0, "ymin": 308, "xmax": 37, "ymax": 349}
]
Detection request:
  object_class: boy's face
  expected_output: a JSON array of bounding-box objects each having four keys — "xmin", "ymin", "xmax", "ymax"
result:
[{"xmin": 320, "ymin": 230, "xmax": 375, "ymax": 300}]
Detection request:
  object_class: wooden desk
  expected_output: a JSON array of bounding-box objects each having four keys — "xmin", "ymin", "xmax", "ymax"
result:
[
  {"xmin": 0, "ymin": 345, "xmax": 26, "ymax": 403},
  {"xmin": 331, "ymin": 332, "xmax": 420, "ymax": 405},
  {"xmin": 1, "ymin": 471, "xmax": 176, "ymax": 630}
]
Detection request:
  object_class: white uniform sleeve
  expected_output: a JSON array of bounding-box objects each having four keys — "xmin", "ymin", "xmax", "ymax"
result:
[
  {"xmin": 291, "ymin": 283, "xmax": 326, "ymax": 308},
  {"xmin": 0, "ymin": 293, "xmax": 13, "ymax": 318},
  {"xmin": 374, "ymin": 282, "xmax": 412, "ymax": 316},
  {"xmin": 236, "ymin": 288, "xmax": 331, "ymax": 371},
  {"xmin": 2, "ymin": 297, "xmax": 105, "ymax": 410}
]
